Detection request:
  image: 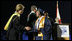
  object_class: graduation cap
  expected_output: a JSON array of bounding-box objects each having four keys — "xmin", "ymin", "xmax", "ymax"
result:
[{"xmin": 37, "ymin": 8, "xmax": 44, "ymax": 15}]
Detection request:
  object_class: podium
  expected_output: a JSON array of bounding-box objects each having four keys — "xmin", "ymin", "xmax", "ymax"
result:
[{"xmin": 57, "ymin": 23, "xmax": 70, "ymax": 40}]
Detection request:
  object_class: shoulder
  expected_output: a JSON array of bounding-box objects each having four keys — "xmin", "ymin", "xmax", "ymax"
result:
[
  {"xmin": 12, "ymin": 15, "xmax": 19, "ymax": 19},
  {"xmin": 30, "ymin": 13, "xmax": 36, "ymax": 16},
  {"xmin": 12, "ymin": 15, "xmax": 19, "ymax": 21}
]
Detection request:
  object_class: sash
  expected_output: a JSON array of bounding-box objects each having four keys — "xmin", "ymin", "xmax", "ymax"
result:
[
  {"xmin": 4, "ymin": 11, "xmax": 20, "ymax": 31},
  {"xmin": 35, "ymin": 16, "xmax": 45, "ymax": 40}
]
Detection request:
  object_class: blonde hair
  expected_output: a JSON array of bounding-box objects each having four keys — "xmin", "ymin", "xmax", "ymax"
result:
[{"xmin": 16, "ymin": 4, "xmax": 25, "ymax": 12}]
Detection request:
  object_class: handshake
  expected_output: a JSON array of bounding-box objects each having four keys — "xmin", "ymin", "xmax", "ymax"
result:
[{"xmin": 24, "ymin": 26, "xmax": 31, "ymax": 31}]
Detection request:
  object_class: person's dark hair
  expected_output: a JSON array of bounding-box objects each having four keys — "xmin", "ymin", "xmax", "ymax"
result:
[
  {"xmin": 37, "ymin": 8, "xmax": 44, "ymax": 16},
  {"xmin": 44, "ymin": 11, "xmax": 48, "ymax": 16}
]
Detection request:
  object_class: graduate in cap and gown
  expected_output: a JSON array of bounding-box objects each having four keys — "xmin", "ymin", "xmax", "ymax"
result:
[{"xmin": 35, "ymin": 8, "xmax": 52, "ymax": 40}]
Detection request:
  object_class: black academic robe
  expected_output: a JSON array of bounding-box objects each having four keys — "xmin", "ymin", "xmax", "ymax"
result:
[
  {"xmin": 27, "ymin": 13, "xmax": 37, "ymax": 28},
  {"xmin": 26, "ymin": 13, "xmax": 37, "ymax": 40},
  {"xmin": 7, "ymin": 15, "xmax": 24, "ymax": 40}
]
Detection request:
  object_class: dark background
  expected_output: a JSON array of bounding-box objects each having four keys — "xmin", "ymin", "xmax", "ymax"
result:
[{"xmin": 0, "ymin": 0, "xmax": 71, "ymax": 40}]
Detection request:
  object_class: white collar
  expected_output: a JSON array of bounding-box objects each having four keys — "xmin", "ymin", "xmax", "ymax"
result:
[{"xmin": 30, "ymin": 11, "xmax": 35, "ymax": 14}]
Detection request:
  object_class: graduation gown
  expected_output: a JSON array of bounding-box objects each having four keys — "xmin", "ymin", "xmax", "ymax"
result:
[
  {"xmin": 27, "ymin": 11, "xmax": 37, "ymax": 29},
  {"xmin": 35, "ymin": 16, "xmax": 52, "ymax": 40},
  {"xmin": 23, "ymin": 11, "xmax": 37, "ymax": 40},
  {"xmin": 4, "ymin": 11, "xmax": 24, "ymax": 40}
]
